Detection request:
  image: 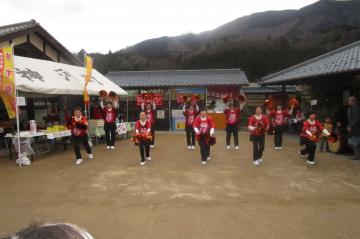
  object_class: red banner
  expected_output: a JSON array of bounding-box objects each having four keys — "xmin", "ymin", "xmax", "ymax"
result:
[
  {"xmin": 136, "ymin": 93, "xmax": 163, "ymax": 106},
  {"xmin": 207, "ymin": 86, "xmax": 240, "ymax": 99},
  {"xmin": 176, "ymin": 94, "xmax": 184, "ymax": 104}
]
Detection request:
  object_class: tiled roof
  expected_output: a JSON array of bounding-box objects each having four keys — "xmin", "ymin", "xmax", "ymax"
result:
[
  {"xmin": 0, "ymin": 20, "xmax": 38, "ymax": 37},
  {"xmin": 0, "ymin": 20, "xmax": 82, "ymax": 66},
  {"xmin": 107, "ymin": 69, "xmax": 249, "ymax": 88},
  {"xmin": 261, "ymin": 41, "xmax": 360, "ymax": 85},
  {"xmin": 242, "ymin": 84, "xmax": 297, "ymax": 94}
]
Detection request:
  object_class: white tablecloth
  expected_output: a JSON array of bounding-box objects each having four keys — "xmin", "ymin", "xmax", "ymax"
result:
[{"xmin": 46, "ymin": 130, "xmax": 72, "ymax": 139}]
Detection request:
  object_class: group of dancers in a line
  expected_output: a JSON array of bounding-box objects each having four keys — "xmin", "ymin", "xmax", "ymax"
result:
[{"xmin": 66, "ymin": 97, "xmax": 330, "ymax": 166}]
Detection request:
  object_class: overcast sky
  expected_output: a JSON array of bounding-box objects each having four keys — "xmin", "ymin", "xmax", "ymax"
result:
[{"xmin": 2, "ymin": 0, "xmax": 318, "ymax": 54}]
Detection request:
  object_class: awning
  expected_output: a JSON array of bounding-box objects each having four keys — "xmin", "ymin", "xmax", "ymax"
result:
[{"xmin": 13, "ymin": 56, "xmax": 128, "ymax": 95}]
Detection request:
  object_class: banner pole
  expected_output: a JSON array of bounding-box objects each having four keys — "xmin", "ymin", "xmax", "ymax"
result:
[
  {"xmin": 12, "ymin": 43, "xmax": 22, "ymax": 167},
  {"xmin": 15, "ymin": 89, "xmax": 21, "ymax": 167},
  {"xmin": 126, "ymin": 96, "xmax": 129, "ymax": 122}
]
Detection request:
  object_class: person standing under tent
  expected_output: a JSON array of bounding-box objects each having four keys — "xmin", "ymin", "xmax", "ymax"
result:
[
  {"xmin": 100, "ymin": 100, "xmax": 118, "ymax": 150},
  {"xmin": 141, "ymin": 100, "xmax": 156, "ymax": 148},
  {"xmin": 298, "ymin": 111, "xmax": 330, "ymax": 165},
  {"xmin": 193, "ymin": 109, "xmax": 216, "ymax": 165},
  {"xmin": 347, "ymin": 96, "xmax": 360, "ymax": 160},
  {"xmin": 183, "ymin": 103, "xmax": 199, "ymax": 150},
  {"xmin": 224, "ymin": 99, "xmax": 246, "ymax": 150},
  {"xmin": 66, "ymin": 107, "xmax": 93, "ymax": 165},
  {"xmin": 268, "ymin": 105, "xmax": 294, "ymax": 150},
  {"xmin": 135, "ymin": 111, "xmax": 152, "ymax": 166},
  {"xmin": 248, "ymin": 106, "xmax": 269, "ymax": 166}
]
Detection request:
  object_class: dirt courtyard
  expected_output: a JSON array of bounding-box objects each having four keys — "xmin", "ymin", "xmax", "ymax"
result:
[{"xmin": 0, "ymin": 132, "xmax": 359, "ymax": 239}]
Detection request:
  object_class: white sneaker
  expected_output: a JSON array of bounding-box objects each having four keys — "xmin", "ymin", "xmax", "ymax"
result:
[
  {"xmin": 150, "ymin": 145, "xmax": 154, "ymax": 148},
  {"xmin": 146, "ymin": 157, "xmax": 151, "ymax": 161},
  {"xmin": 207, "ymin": 157, "xmax": 211, "ymax": 161},
  {"xmin": 139, "ymin": 161, "xmax": 146, "ymax": 166},
  {"xmin": 110, "ymin": 146, "xmax": 115, "ymax": 150},
  {"xmin": 275, "ymin": 147, "xmax": 279, "ymax": 150},
  {"xmin": 252, "ymin": 160, "xmax": 260, "ymax": 166},
  {"xmin": 88, "ymin": 154, "xmax": 94, "ymax": 160},
  {"xmin": 188, "ymin": 145, "xmax": 192, "ymax": 150},
  {"xmin": 226, "ymin": 145, "xmax": 231, "ymax": 150},
  {"xmin": 202, "ymin": 161, "xmax": 207, "ymax": 165},
  {"xmin": 306, "ymin": 160, "xmax": 316, "ymax": 165},
  {"xmin": 106, "ymin": 146, "xmax": 110, "ymax": 150},
  {"xmin": 235, "ymin": 146, "xmax": 239, "ymax": 150},
  {"xmin": 278, "ymin": 147, "xmax": 283, "ymax": 150},
  {"xmin": 191, "ymin": 146, "xmax": 195, "ymax": 150},
  {"xmin": 75, "ymin": 159, "xmax": 83, "ymax": 165},
  {"xmin": 258, "ymin": 158, "xmax": 263, "ymax": 163},
  {"xmin": 298, "ymin": 151, "xmax": 306, "ymax": 158}
]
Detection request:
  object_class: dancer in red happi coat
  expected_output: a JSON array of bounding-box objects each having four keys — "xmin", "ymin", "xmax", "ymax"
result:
[
  {"xmin": 100, "ymin": 100, "xmax": 118, "ymax": 150},
  {"xmin": 248, "ymin": 106, "xmax": 269, "ymax": 166},
  {"xmin": 268, "ymin": 105, "xmax": 293, "ymax": 150},
  {"xmin": 66, "ymin": 107, "xmax": 93, "ymax": 165},
  {"xmin": 183, "ymin": 103, "xmax": 199, "ymax": 150},
  {"xmin": 141, "ymin": 100, "xmax": 156, "ymax": 148},
  {"xmin": 299, "ymin": 111, "xmax": 330, "ymax": 165},
  {"xmin": 224, "ymin": 99, "xmax": 246, "ymax": 150},
  {"xmin": 134, "ymin": 111, "xmax": 152, "ymax": 166},
  {"xmin": 193, "ymin": 109, "xmax": 216, "ymax": 165}
]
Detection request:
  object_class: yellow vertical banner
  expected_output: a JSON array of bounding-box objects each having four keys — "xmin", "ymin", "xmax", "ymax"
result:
[
  {"xmin": 0, "ymin": 46, "xmax": 16, "ymax": 118},
  {"xmin": 83, "ymin": 55, "xmax": 92, "ymax": 106}
]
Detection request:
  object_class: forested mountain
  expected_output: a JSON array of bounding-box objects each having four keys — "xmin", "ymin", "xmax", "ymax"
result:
[{"xmin": 77, "ymin": 0, "xmax": 360, "ymax": 82}]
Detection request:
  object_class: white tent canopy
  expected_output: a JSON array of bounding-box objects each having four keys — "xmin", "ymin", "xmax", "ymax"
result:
[{"xmin": 13, "ymin": 56, "xmax": 127, "ymax": 96}]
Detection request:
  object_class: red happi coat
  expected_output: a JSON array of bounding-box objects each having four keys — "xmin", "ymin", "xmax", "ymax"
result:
[
  {"xmin": 193, "ymin": 115, "xmax": 216, "ymax": 135},
  {"xmin": 145, "ymin": 109, "xmax": 156, "ymax": 124},
  {"xmin": 67, "ymin": 115, "xmax": 88, "ymax": 137},
  {"xmin": 300, "ymin": 120, "xmax": 324, "ymax": 140},
  {"xmin": 184, "ymin": 109, "xmax": 198, "ymax": 127},
  {"xmin": 224, "ymin": 108, "xmax": 241, "ymax": 125},
  {"xmin": 248, "ymin": 115, "xmax": 270, "ymax": 136},
  {"xmin": 135, "ymin": 120, "xmax": 151, "ymax": 134},
  {"xmin": 103, "ymin": 107, "xmax": 117, "ymax": 124},
  {"xmin": 269, "ymin": 110, "xmax": 290, "ymax": 126}
]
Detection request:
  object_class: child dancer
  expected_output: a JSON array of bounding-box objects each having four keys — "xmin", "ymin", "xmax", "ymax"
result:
[
  {"xmin": 269, "ymin": 105, "xmax": 293, "ymax": 150},
  {"xmin": 66, "ymin": 107, "xmax": 93, "ymax": 165},
  {"xmin": 100, "ymin": 100, "xmax": 118, "ymax": 150},
  {"xmin": 224, "ymin": 99, "xmax": 246, "ymax": 150},
  {"xmin": 193, "ymin": 110, "xmax": 215, "ymax": 165},
  {"xmin": 248, "ymin": 106, "xmax": 269, "ymax": 166},
  {"xmin": 299, "ymin": 112, "xmax": 330, "ymax": 165},
  {"xmin": 135, "ymin": 111, "xmax": 152, "ymax": 166},
  {"xmin": 141, "ymin": 100, "xmax": 156, "ymax": 148},
  {"xmin": 183, "ymin": 103, "xmax": 199, "ymax": 149},
  {"xmin": 320, "ymin": 117, "xmax": 333, "ymax": 152}
]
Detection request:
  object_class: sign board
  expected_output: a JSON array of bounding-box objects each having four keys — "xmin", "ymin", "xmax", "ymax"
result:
[
  {"xmin": 16, "ymin": 96, "xmax": 26, "ymax": 106},
  {"xmin": 310, "ymin": 100, "xmax": 318, "ymax": 106},
  {"xmin": 171, "ymin": 110, "xmax": 186, "ymax": 130},
  {"xmin": 117, "ymin": 123, "xmax": 128, "ymax": 135},
  {"xmin": 157, "ymin": 109, "xmax": 165, "ymax": 119}
]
